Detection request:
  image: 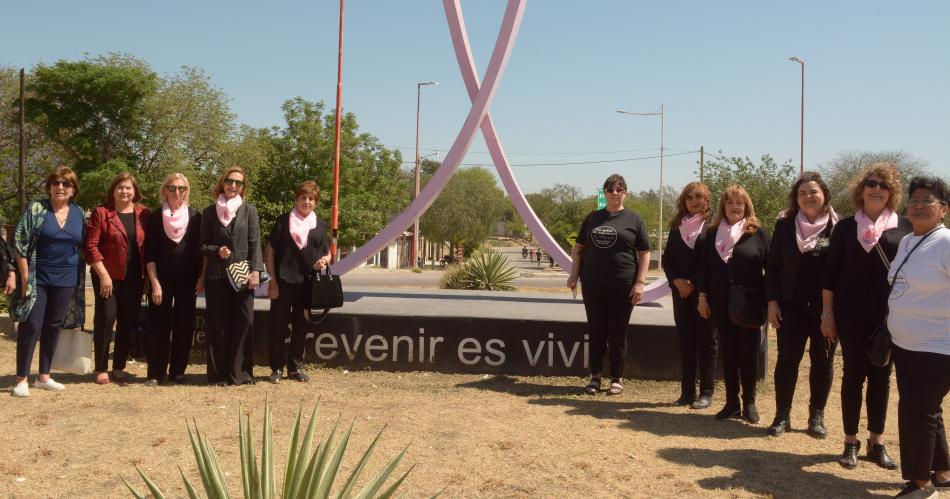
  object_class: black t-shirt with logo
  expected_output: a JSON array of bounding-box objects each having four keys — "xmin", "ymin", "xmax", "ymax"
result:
[{"xmin": 577, "ymin": 208, "xmax": 651, "ymax": 285}]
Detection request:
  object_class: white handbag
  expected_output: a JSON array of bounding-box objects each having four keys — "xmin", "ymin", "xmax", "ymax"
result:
[{"xmin": 51, "ymin": 329, "xmax": 93, "ymax": 375}]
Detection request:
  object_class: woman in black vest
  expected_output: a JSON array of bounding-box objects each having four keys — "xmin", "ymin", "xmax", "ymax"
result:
[
  {"xmin": 200, "ymin": 166, "xmax": 265, "ymax": 386},
  {"xmin": 264, "ymin": 180, "xmax": 330, "ymax": 383},
  {"xmin": 821, "ymin": 163, "xmax": 910, "ymax": 470},
  {"xmin": 662, "ymin": 181, "xmax": 717, "ymax": 409},
  {"xmin": 696, "ymin": 185, "xmax": 769, "ymax": 424},
  {"xmin": 765, "ymin": 171, "xmax": 838, "ymax": 437},
  {"xmin": 144, "ymin": 173, "xmax": 202, "ymax": 386}
]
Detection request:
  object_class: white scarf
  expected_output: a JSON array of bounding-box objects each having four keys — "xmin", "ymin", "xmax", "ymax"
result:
[
  {"xmin": 678, "ymin": 214, "xmax": 705, "ymax": 250},
  {"xmin": 161, "ymin": 202, "xmax": 189, "ymax": 244},
  {"xmin": 715, "ymin": 218, "xmax": 746, "ymax": 263},
  {"xmin": 855, "ymin": 208, "xmax": 898, "ymax": 253},
  {"xmin": 216, "ymin": 194, "xmax": 242, "ymax": 227},
  {"xmin": 289, "ymin": 209, "xmax": 317, "ymax": 250}
]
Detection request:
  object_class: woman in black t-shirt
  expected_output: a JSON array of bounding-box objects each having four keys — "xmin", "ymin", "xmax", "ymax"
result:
[
  {"xmin": 264, "ymin": 181, "xmax": 330, "ymax": 383},
  {"xmin": 567, "ymin": 174, "xmax": 651, "ymax": 396}
]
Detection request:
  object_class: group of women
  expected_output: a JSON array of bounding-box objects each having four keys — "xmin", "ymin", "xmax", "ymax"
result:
[
  {"xmin": 8, "ymin": 166, "xmax": 329, "ymax": 395},
  {"xmin": 571, "ymin": 165, "xmax": 948, "ymax": 498}
]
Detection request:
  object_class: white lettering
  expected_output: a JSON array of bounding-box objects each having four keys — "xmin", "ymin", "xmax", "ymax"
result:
[
  {"xmin": 557, "ymin": 340, "xmax": 580, "ymax": 367},
  {"xmin": 315, "ymin": 334, "xmax": 339, "ymax": 360},
  {"xmin": 484, "ymin": 339, "xmax": 506, "ymax": 366},
  {"xmin": 365, "ymin": 335, "xmax": 388, "ymax": 362},
  {"xmin": 523, "ymin": 340, "xmax": 545, "ymax": 367},
  {"xmin": 429, "ymin": 336, "xmax": 445, "ymax": 363},
  {"xmin": 341, "ymin": 334, "xmax": 363, "ymax": 360},
  {"xmin": 458, "ymin": 338, "xmax": 482, "ymax": 365},
  {"xmin": 392, "ymin": 335, "xmax": 413, "ymax": 362}
]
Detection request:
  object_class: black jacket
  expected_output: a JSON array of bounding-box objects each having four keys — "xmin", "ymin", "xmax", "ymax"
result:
[
  {"xmin": 200, "ymin": 203, "xmax": 265, "ymax": 281},
  {"xmin": 268, "ymin": 212, "xmax": 330, "ymax": 284},
  {"xmin": 144, "ymin": 207, "xmax": 202, "ymax": 278},
  {"xmin": 764, "ymin": 215, "xmax": 834, "ymax": 304},
  {"xmin": 662, "ymin": 223, "xmax": 710, "ymax": 289},
  {"xmin": 696, "ymin": 227, "xmax": 769, "ymax": 319}
]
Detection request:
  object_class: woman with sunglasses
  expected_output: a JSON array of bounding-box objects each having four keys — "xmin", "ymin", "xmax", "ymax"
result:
[
  {"xmin": 821, "ymin": 163, "xmax": 910, "ymax": 470},
  {"xmin": 10, "ymin": 166, "xmax": 86, "ymax": 397},
  {"xmin": 662, "ymin": 182, "xmax": 717, "ymax": 409},
  {"xmin": 567, "ymin": 174, "xmax": 651, "ymax": 396},
  {"xmin": 86, "ymin": 172, "xmax": 150, "ymax": 386},
  {"xmin": 200, "ymin": 166, "xmax": 264, "ymax": 385},
  {"xmin": 143, "ymin": 173, "xmax": 202, "ymax": 386}
]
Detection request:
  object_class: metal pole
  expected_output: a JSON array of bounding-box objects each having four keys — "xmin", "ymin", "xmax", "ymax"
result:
[
  {"xmin": 19, "ymin": 68, "xmax": 26, "ymax": 214},
  {"xmin": 800, "ymin": 61, "xmax": 805, "ymax": 173},
  {"xmin": 700, "ymin": 145, "xmax": 705, "ymax": 182},
  {"xmin": 657, "ymin": 104, "xmax": 664, "ymax": 269},
  {"xmin": 412, "ymin": 83, "xmax": 421, "ymax": 269},
  {"xmin": 330, "ymin": 0, "xmax": 345, "ymax": 262}
]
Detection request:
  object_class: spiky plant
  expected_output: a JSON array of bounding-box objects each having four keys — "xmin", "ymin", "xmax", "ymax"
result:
[{"xmin": 458, "ymin": 249, "xmax": 517, "ymax": 291}]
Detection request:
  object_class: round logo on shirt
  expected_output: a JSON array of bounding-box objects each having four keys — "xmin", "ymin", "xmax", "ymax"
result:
[
  {"xmin": 591, "ymin": 225, "xmax": 618, "ymax": 249},
  {"xmin": 889, "ymin": 269, "xmax": 908, "ymax": 299}
]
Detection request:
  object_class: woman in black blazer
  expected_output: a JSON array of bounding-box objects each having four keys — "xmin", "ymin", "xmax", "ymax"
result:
[
  {"xmin": 821, "ymin": 163, "xmax": 911, "ymax": 470},
  {"xmin": 765, "ymin": 172, "xmax": 838, "ymax": 438},
  {"xmin": 696, "ymin": 185, "xmax": 769, "ymax": 424},
  {"xmin": 264, "ymin": 180, "xmax": 330, "ymax": 384},
  {"xmin": 199, "ymin": 166, "xmax": 265, "ymax": 386},
  {"xmin": 662, "ymin": 181, "xmax": 717, "ymax": 409},
  {"xmin": 144, "ymin": 173, "xmax": 202, "ymax": 386}
]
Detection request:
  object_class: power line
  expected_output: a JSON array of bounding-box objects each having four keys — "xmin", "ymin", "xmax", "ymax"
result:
[
  {"xmin": 400, "ymin": 150, "xmax": 699, "ymax": 167},
  {"xmin": 386, "ymin": 145, "xmax": 674, "ymax": 156}
]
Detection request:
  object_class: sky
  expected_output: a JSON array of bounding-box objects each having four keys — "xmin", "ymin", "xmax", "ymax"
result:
[{"xmin": 3, "ymin": 1, "xmax": 948, "ymax": 197}]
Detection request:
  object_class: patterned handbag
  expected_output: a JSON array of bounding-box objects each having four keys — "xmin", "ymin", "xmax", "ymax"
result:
[{"xmin": 226, "ymin": 260, "xmax": 250, "ymax": 291}]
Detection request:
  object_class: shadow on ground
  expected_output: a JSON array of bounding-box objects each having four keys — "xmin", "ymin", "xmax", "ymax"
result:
[{"xmin": 345, "ymin": 291, "xmax": 578, "ymax": 305}]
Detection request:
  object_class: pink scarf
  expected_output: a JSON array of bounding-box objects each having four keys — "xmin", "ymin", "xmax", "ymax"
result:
[
  {"xmin": 715, "ymin": 218, "xmax": 746, "ymax": 263},
  {"xmin": 855, "ymin": 208, "xmax": 898, "ymax": 253},
  {"xmin": 162, "ymin": 202, "xmax": 189, "ymax": 244},
  {"xmin": 289, "ymin": 209, "xmax": 317, "ymax": 250},
  {"xmin": 216, "ymin": 194, "xmax": 242, "ymax": 227},
  {"xmin": 678, "ymin": 214, "xmax": 705, "ymax": 250},
  {"xmin": 795, "ymin": 207, "xmax": 838, "ymax": 253}
]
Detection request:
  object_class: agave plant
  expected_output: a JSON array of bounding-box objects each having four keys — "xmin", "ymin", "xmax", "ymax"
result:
[
  {"xmin": 124, "ymin": 400, "xmax": 416, "ymax": 499},
  {"xmin": 446, "ymin": 248, "xmax": 517, "ymax": 291}
]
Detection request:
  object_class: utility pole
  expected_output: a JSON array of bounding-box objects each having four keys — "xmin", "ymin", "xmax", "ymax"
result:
[
  {"xmin": 700, "ymin": 145, "xmax": 704, "ymax": 183},
  {"xmin": 330, "ymin": 0, "xmax": 345, "ymax": 262},
  {"xmin": 19, "ymin": 68, "xmax": 26, "ymax": 214}
]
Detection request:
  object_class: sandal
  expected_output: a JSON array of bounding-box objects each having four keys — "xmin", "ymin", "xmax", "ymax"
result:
[
  {"xmin": 584, "ymin": 377, "xmax": 602, "ymax": 395},
  {"xmin": 607, "ymin": 379, "xmax": 624, "ymax": 396}
]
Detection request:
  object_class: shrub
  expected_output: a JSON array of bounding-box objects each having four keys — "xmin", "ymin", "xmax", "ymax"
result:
[{"xmin": 439, "ymin": 248, "xmax": 517, "ymax": 291}]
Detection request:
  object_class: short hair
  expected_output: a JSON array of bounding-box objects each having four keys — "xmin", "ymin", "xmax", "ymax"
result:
[
  {"xmin": 783, "ymin": 171, "xmax": 832, "ymax": 219},
  {"xmin": 670, "ymin": 181, "xmax": 712, "ymax": 229},
  {"xmin": 712, "ymin": 184, "xmax": 761, "ymax": 234},
  {"xmin": 850, "ymin": 162, "xmax": 902, "ymax": 212},
  {"xmin": 44, "ymin": 165, "xmax": 80, "ymax": 198},
  {"xmin": 160, "ymin": 172, "xmax": 191, "ymax": 204},
  {"xmin": 214, "ymin": 166, "xmax": 248, "ymax": 198},
  {"xmin": 602, "ymin": 173, "xmax": 627, "ymax": 192},
  {"xmin": 104, "ymin": 172, "xmax": 142, "ymax": 209},
  {"xmin": 907, "ymin": 175, "xmax": 949, "ymax": 206},
  {"xmin": 295, "ymin": 180, "xmax": 321, "ymax": 202}
]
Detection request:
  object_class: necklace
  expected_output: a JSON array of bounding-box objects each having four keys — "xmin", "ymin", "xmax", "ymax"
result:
[{"xmin": 54, "ymin": 207, "xmax": 69, "ymax": 229}]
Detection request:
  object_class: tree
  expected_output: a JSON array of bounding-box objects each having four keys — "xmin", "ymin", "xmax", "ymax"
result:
[
  {"xmin": 700, "ymin": 153, "xmax": 797, "ymax": 233},
  {"xmin": 420, "ymin": 166, "xmax": 506, "ymax": 256},
  {"xmin": 625, "ymin": 185, "xmax": 678, "ymax": 250},
  {"xmin": 524, "ymin": 183, "xmax": 597, "ymax": 251},
  {"xmin": 818, "ymin": 150, "xmax": 931, "ymax": 215}
]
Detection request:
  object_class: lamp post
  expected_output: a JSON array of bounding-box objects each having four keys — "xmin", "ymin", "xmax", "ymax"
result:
[
  {"xmin": 413, "ymin": 81, "xmax": 438, "ymax": 268},
  {"xmin": 617, "ymin": 105, "xmax": 665, "ymax": 269},
  {"xmin": 789, "ymin": 56, "xmax": 804, "ymax": 173}
]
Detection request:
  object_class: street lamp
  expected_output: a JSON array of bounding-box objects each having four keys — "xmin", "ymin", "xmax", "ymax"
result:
[
  {"xmin": 617, "ymin": 105, "xmax": 665, "ymax": 269},
  {"xmin": 413, "ymin": 81, "xmax": 438, "ymax": 268},
  {"xmin": 789, "ymin": 56, "xmax": 804, "ymax": 173}
]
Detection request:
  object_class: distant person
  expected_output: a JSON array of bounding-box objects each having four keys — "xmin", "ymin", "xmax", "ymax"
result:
[
  {"xmin": 522, "ymin": 246, "xmax": 528, "ymax": 259},
  {"xmin": 144, "ymin": 173, "xmax": 203, "ymax": 386},
  {"xmin": 821, "ymin": 163, "xmax": 910, "ymax": 470},
  {"xmin": 536, "ymin": 249, "xmax": 542, "ymax": 268},
  {"xmin": 264, "ymin": 180, "xmax": 330, "ymax": 384},
  {"xmin": 887, "ymin": 176, "xmax": 950, "ymax": 498},
  {"xmin": 662, "ymin": 182, "xmax": 716, "ymax": 409},
  {"xmin": 548, "ymin": 253, "xmax": 554, "ymax": 267},
  {"xmin": 765, "ymin": 172, "xmax": 838, "ymax": 438},
  {"xmin": 696, "ymin": 185, "xmax": 769, "ymax": 424},
  {"xmin": 567, "ymin": 173, "xmax": 650, "ymax": 396},
  {"xmin": 529, "ymin": 248, "xmax": 535, "ymax": 260},
  {"xmin": 10, "ymin": 166, "xmax": 86, "ymax": 397},
  {"xmin": 86, "ymin": 172, "xmax": 150, "ymax": 386}
]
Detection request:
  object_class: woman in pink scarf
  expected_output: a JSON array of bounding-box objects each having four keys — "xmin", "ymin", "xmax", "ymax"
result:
[
  {"xmin": 821, "ymin": 163, "xmax": 911, "ymax": 470},
  {"xmin": 143, "ymin": 173, "xmax": 202, "ymax": 386},
  {"xmin": 263, "ymin": 180, "xmax": 330, "ymax": 384},
  {"xmin": 764, "ymin": 172, "xmax": 838, "ymax": 438}
]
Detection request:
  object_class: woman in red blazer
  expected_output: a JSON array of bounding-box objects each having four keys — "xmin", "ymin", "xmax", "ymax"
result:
[{"xmin": 85, "ymin": 172, "xmax": 150, "ymax": 385}]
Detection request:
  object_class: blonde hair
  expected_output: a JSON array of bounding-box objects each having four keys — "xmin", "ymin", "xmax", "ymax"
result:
[
  {"xmin": 712, "ymin": 184, "xmax": 761, "ymax": 235},
  {"xmin": 160, "ymin": 172, "xmax": 191, "ymax": 204},
  {"xmin": 850, "ymin": 162, "xmax": 902, "ymax": 212}
]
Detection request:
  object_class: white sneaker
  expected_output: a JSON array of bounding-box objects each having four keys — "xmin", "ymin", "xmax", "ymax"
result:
[
  {"xmin": 33, "ymin": 378, "xmax": 65, "ymax": 391},
  {"xmin": 13, "ymin": 381, "xmax": 30, "ymax": 397}
]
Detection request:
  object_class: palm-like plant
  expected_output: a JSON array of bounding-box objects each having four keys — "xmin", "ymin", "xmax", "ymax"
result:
[{"xmin": 439, "ymin": 248, "xmax": 517, "ymax": 291}]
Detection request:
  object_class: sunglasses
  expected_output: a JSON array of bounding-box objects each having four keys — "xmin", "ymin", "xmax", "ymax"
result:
[
  {"xmin": 605, "ymin": 188, "xmax": 625, "ymax": 194},
  {"xmin": 50, "ymin": 179, "xmax": 73, "ymax": 188},
  {"xmin": 165, "ymin": 185, "xmax": 188, "ymax": 193},
  {"xmin": 863, "ymin": 179, "xmax": 890, "ymax": 190},
  {"xmin": 224, "ymin": 178, "xmax": 245, "ymax": 187}
]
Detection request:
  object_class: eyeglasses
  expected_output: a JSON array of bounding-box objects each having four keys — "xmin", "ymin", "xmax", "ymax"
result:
[
  {"xmin": 165, "ymin": 185, "xmax": 188, "ymax": 193},
  {"xmin": 50, "ymin": 179, "xmax": 73, "ymax": 188},
  {"xmin": 684, "ymin": 193, "xmax": 705, "ymax": 201},
  {"xmin": 863, "ymin": 179, "xmax": 891, "ymax": 190},
  {"xmin": 605, "ymin": 188, "xmax": 625, "ymax": 194},
  {"xmin": 224, "ymin": 178, "xmax": 245, "ymax": 187},
  {"xmin": 908, "ymin": 197, "xmax": 941, "ymax": 207}
]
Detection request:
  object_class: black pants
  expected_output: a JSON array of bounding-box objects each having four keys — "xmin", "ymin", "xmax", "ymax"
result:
[
  {"xmin": 838, "ymin": 314, "xmax": 891, "ymax": 436},
  {"xmin": 672, "ymin": 292, "xmax": 716, "ymax": 397},
  {"xmin": 205, "ymin": 278, "xmax": 254, "ymax": 385},
  {"xmin": 773, "ymin": 302, "xmax": 837, "ymax": 411},
  {"xmin": 582, "ymin": 281, "xmax": 634, "ymax": 379},
  {"xmin": 16, "ymin": 284, "xmax": 73, "ymax": 377},
  {"xmin": 715, "ymin": 315, "xmax": 760, "ymax": 404},
  {"xmin": 893, "ymin": 344, "xmax": 950, "ymax": 482},
  {"xmin": 92, "ymin": 275, "xmax": 143, "ymax": 373},
  {"xmin": 269, "ymin": 280, "xmax": 308, "ymax": 373},
  {"xmin": 147, "ymin": 272, "xmax": 197, "ymax": 381}
]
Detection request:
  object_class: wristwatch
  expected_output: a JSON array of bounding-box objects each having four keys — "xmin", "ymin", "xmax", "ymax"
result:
[{"xmin": 820, "ymin": 312, "xmax": 834, "ymax": 320}]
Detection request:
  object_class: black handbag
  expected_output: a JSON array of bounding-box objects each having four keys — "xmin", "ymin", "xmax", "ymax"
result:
[
  {"xmin": 305, "ymin": 267, "xmax": 343, "ymax": 324},
  {"xmin": 729, "ymin": 284, "xmax": 766, "ymax": 328}
]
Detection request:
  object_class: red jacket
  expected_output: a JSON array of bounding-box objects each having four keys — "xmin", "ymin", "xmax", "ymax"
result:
[{"xmin": 85, "ymin": 204, "xmax": 150, "ymax": 281}]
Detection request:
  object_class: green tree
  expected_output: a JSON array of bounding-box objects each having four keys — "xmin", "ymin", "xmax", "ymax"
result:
[
  {"xmin": 420, "ymin": 166, "xmax": 506, "ymax": 256},
  {"xmin": 700, "ymin": 153, "xmax": 796, "ymax": 233},
  {"xmin": 525, "ymin": 184, "xmax": 597, "ymax": 250},
  {"xmin": 625, "ymin": 185, "xmax": 678, "ymax": 250},
  {"xmin": 818, "ymin": 150, "xmax": 930, "ymax": 215}
]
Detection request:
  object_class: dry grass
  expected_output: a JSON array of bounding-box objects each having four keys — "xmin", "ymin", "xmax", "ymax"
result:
[{"xmin": 0, "ymin": 320, "xmax": 946, "ymax": 498}]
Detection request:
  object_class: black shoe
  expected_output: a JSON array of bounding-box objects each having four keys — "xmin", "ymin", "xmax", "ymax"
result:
[
  {"xmin": 691, "ymin": 395, "xmax": 712, "ymax": 410},
  {"xmin": 894, "ymin": 482, "xmax": 937, "ymax": 498},
  {"xmin": 807, "ymin": 408, "xmax": 827, "ymax": 439},
  {"xmin": 268, "ymin": 371, "xmax": 282, "ymax": 384},
  {"xmin": 674, "ymin": 392, "xmax": 696, "ymax": 406},
  {"xmin": 170, "ymin": 374, "xmax": 188, "ymax": 385},
  {"xmin": 715, "ymin": 402, "xmax": 741, "ymax": 420},
  {"xmin": 288, "ymin": 371, "xmax": 310, "ymax": 383},
  {"xmin": 932, "ymin": 472, "xmax": 950, "ymax": 490},
  {"xmin": 838, "ymin": 441, "xmax": 861, "ymax": 469},
  {"xmin": 767, "ymin": 410, "xmax": 791, "ymax": 436},
  {"xmin": 868, "ymin": 442, "xmax": 898, "ymax": 470},
  {"xmin": 742, "ymin": 402, "xmax": 760, "ymax": 424}
]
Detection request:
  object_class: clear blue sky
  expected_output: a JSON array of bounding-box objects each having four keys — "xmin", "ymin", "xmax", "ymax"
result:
[{"xmin": 3, "ymin": 1, "xmax": 948, "ymax": 196}]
